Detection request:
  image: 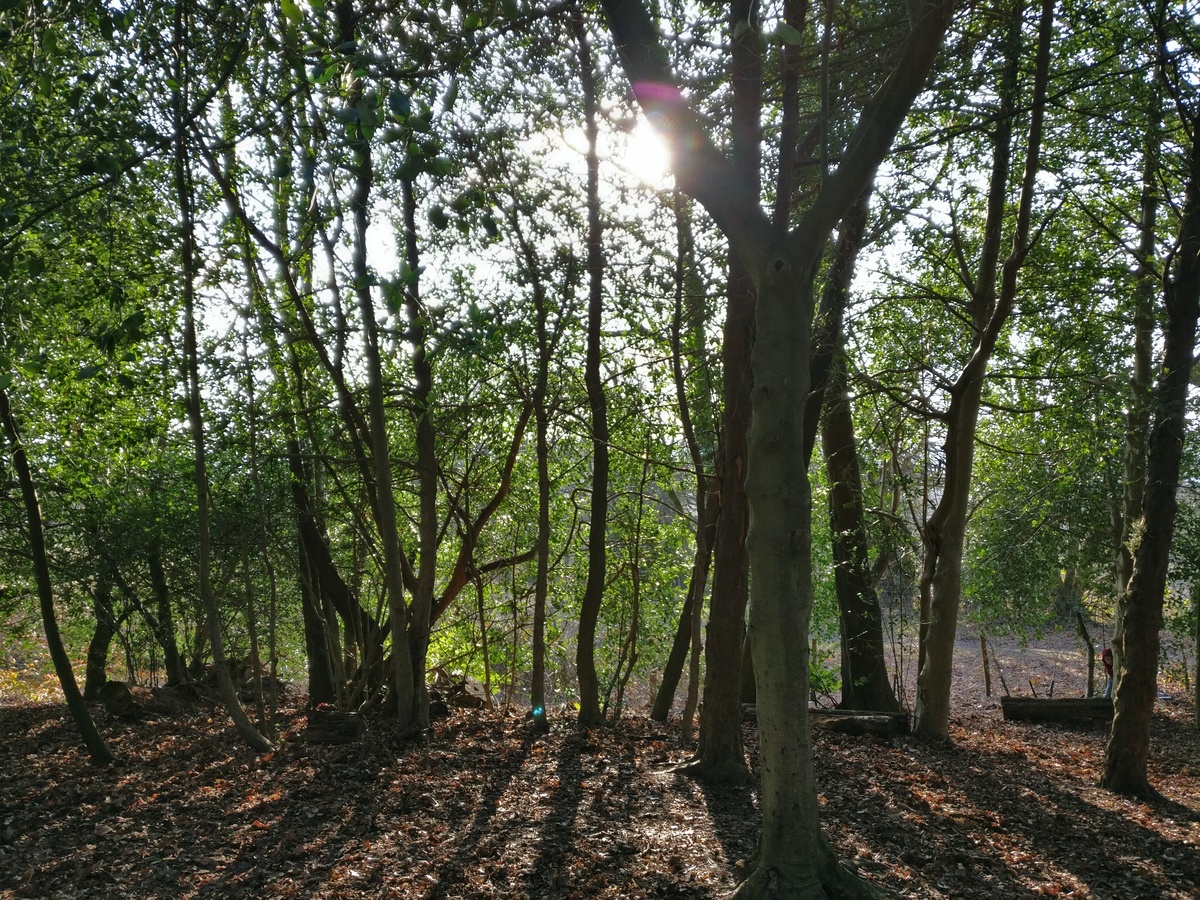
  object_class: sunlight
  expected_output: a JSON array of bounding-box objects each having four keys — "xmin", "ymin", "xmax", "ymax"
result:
[{"xmin": 620, "ymin": 119, "xmax": 674, "ymax": 189}]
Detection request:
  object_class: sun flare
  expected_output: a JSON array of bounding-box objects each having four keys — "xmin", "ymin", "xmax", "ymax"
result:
[{"xmin": 623, "ymin": 120, "xmax": 673, "ymax": 189}]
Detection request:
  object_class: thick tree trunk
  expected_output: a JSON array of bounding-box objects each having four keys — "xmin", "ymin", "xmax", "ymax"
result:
[
  {"xmin": 0, "ymin": 389, "xmax": 113, "ymax": 765},
  {"xmin": 1102, "ymin": 115, "xmax": 1200, "ymax": 795},
  {"xmin": 597, "ymin": 0, "xmax": 953, "ymax": 890},
  {"xmin": 738, "ymin": 260, "xmax": 849, "ymax": 896}
]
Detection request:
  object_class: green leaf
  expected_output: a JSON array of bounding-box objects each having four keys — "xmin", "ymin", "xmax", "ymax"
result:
[
  {"xmin": 399, "ymin": 260, "xmax": 424, "ymax": 286},
  {"xmin": 776, "ymin": 22, "xmax": 803, "ymax": 45},
  {"xmin": 0, "ymin": 373, "xmax": 11, "ymax": 391},
  {"xmin": 442, "ymin": 77, "xmax": 459, "ymax": 112},
  {"xmin": 428, "ymin": 155, "xmax": 454, "ymax": 176},
  {"xmin": 116, "ymin": 373, "xmax": 135, "ymax": 391},
  {"xmin": 76, "ymin": 363, "xmax": 103, "ymax": 381},
  {"xmin": 121, "ymin": 310, "xmax": 146, "ymax": 335},
  {"xmin": 428, "ymin": 205, "xmax": 450, "ymax": 230},
  {"xmin": 388, "ymin": 91, "xmax": 411, "ymax": 118},
  {"xmin": 481, "ymin": 213, "xmax": 499, "ymax": 239},
  {"xmin": 281, "ymin": 0, "xmax": 304, "ymax": 24},
  {"xmin": 27, "ymin": 256, "xmax": 44, "ymax": 278}
]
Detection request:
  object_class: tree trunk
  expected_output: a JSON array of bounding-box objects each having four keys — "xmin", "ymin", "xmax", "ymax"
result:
[
  {"xmin": 653, "ymin": 496, "xmax": 718, "ymax": 720},
  {"xmin": 333, "ymin": 0, "xmax": 419, "ymax": 730},
  {"xmin": 806, "ymin": 192, "xmax": 898, "ymax": 714},
  {"xmin": 574, "ymin": 11, "xmax": 610, "ymax": 728},
  {"xmin": 83, "ymin": 577, "xmax": 118, "ymax": 701},
  {"xmin": 172, "ymin": 0, "xmax": 271, "ymax": 754},
  {"xmin": 297, "ymin": 529, "xmax": 338, "ymax": 706},
  {"xmin": 824, "ymin": 359, "xmax": 900, "ymax": 712},
  {"xmin": 399, "ymin": 175, "xmax": 436, "ymax": 731},
  {"xmin": 915, "ymin": 0, "xmax": 1052, "ymax": 738},
  {"xmin": 147, "ymin": 544, "xmax": 187, "ymax": 686},
  {"xmin": 0, "ymin": 388, "xmax": 114, "ymax": 765},
  {"xmin": 1112, "ymin": 29, "xmax": 1163, "ymax": 697},
  {"xmin": 688, "ymin": 0, "xmax": 761, "ymax": 781},
  {"xmin": 1102, "ymin": 108, "xmax": 1200, "ymax": 796},
  {"xmin": 597, "ymin": 0, "xmax": 953, "ymax": 889},
  {"xmin": 531, "ymin": 247, "xmax": 553, "ymax": 735}
]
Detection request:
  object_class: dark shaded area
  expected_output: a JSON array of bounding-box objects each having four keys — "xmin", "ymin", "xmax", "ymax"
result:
[{"xmin": 0, "ymin": 690, "xmax": 1197, "ymax": 898}]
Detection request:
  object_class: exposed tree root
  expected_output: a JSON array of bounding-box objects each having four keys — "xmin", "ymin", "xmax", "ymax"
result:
[{"xmin": 673, "ymin": 755, "xmax": 756, "ymax": 786}]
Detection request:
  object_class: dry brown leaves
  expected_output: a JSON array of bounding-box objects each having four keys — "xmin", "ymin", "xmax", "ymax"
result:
[{"xmin": 0, "ymin": 653, "xmax": 1197, "ymax": 898}]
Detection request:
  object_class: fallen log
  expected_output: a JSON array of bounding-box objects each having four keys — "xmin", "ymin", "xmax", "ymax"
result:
[
  {"xmin": 813, "ymin": 709, "xmax": 910, "ymax": 737},
  {"xmin": 97, "ymin": 681, "xmax": 191, "ymax": 718},
  {"xmin": 304, "ymin": 708, "xmax": 366, "ymax": 744},
  {"xmin": 1000, "ymin": 696, "xmax": 1112, "ymax": 726},
  {"xmin": 741, "ymin": 705, "xmax": 910, "ymax": 737}
]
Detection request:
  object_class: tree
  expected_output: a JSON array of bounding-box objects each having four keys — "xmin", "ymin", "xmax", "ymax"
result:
[
  {"xmin": 912, "ymin": 0, "xmax": 1054, "ymax": 739},
  {"xmin": 171, "ymin": 0, "xmax": 271, "ymax": 754},
  {"xmin": 574, "ymin": 11, "xmax": 613, "ymax": 728},
  {"xmin": 1103, "ymin": 4, "xmax": 1200, "ymax": 794},
  {"xmin": 597, "ymin": 0, "xmax": 954, "ymax": 892}
]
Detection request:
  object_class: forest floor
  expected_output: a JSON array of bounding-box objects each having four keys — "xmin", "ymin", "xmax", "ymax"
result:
[{"xmin": 1, "ymin": 633, "xmax": 1199, "ymax": 899}]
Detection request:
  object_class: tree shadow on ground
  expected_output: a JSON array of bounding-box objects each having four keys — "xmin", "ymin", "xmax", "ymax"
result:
[
  {"xmin": 877, "ymin": 718, "xmax": 1200, "ymax": 897},
  {"xmin": 522, "ymin": 727, "xmax": 586, "ymax": 896},
  {"xmin": 425, "ymin": 730, "xmax": 534, "ymax": 899}
]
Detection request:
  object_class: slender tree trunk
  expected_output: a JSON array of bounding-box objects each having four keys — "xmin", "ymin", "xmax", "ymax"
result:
[
  {"xmin": 654, "ymin": 497, "xmax": 717, "ymax": 720},
  {"xmin": 332, "ymin": 0, "xmax": 419, "ymax": 727},
  {"xmin": 1103, "ymin": 106, "xmax": 1200, "ymax": 795},
  {"xmin": 802, "ymin": 191, "xmax": 898, "ymax": 713},
  {"xmin": 915, "ymin": 0, "xmax": 1052, "ymax": 738},
  {"xmin": 574, "ymin": 11, "xmax": 610, "ymax": 728},
  {"xmin": 144, "ymin": 544, "xmax": 188, "ymax": 687},
  {"xmin": 662, "ymin": 190, "xmax": 720, "ymax": 725},
  {"xmin": 0, "ymin": 390, "xmax": 113, "ymax": 764},
  {"xmin": 399, "ymin": 176, "xmax": 437, "ymax": 730},
  {"xmin": 531, "ymin": 266, "xmax": 553, "ymax": 734},
  {"xmin": 1113, "ymin": 37, "xmax": 1164, "ymax": 694},
  {"xmin": 172, "ymin": 0, "xmax": 271, "ymax": 754},
  {"xmin": 689, "ymin": 0, "xmax": 762, "ymax": 781},
  {"xmin": 824, "ymin": 357, "xmax": 899, "ymax": 712},
  {"xmin": 297, "ymin": 527, "xmax": 338, "ymax": 706}
]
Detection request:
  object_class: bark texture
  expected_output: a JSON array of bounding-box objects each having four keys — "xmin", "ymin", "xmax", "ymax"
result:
[{"xmin": 1102, "ymin": 108, "xmax": 1200, "ymax": 795}]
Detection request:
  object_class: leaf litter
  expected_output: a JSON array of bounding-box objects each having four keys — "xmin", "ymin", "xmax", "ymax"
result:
[{"xmin": 1, "ymin": 651, "xmax": 1198, "ymax": 898}]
